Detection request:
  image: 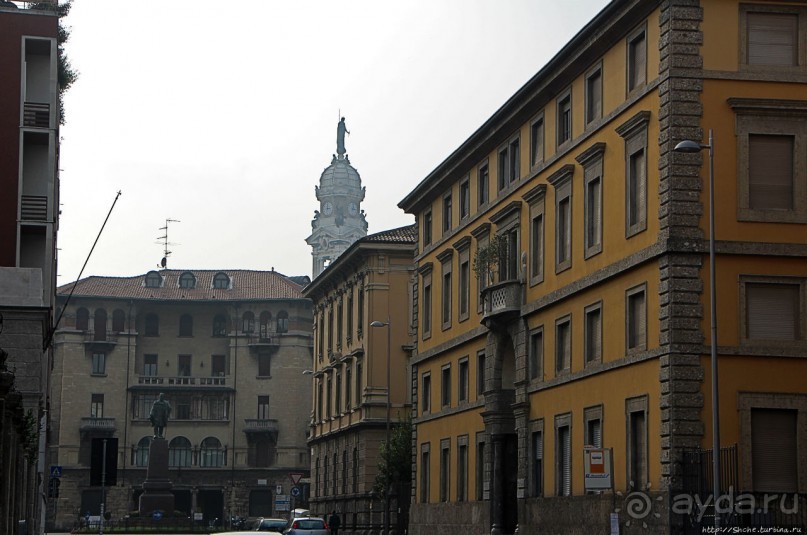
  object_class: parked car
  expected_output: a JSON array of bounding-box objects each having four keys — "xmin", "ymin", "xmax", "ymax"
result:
[
  {"xmin": 255, "ymin": 517, "xmax": 288, "ymax": 532},
  {"xmin": 283, "ymin": 517, "xmax": 329, "ymax": 535}
]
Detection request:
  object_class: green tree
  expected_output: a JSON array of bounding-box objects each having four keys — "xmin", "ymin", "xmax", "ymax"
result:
[
  {"xmin": 30, "ymin": 1, "xmax": 77, "ymax": 124},
  {"xmin": 374, "ymin": 416, "xmax": 412, "ymax": 498}
]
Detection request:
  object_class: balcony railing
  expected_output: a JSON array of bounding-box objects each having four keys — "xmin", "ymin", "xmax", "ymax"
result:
[
  {"xmin": 20, "ymin": 195, "xmax": 48, "ymax": 221},
  {"xmin": 243, "ymin": 418, "xmax": 279, "ymax": 434},
  {"xmin": 80, "ymin": 417, "xmax": 116, "ymax": 433},
  {"xmin": 136, "ymin": 375, "xmax": 227, "ymax": 386},
  {"xmin": 23, "ymin": 101, "xmax": 49, "ymax": 128},
  {"xmin": 481, "ymin": 279, "xmax": 522, "ymax": 323},
  {"xmin": 83, "ymin": 332, "xmax": 118, "ymax": 345},
  {"xmin": 246, "ymin": 334, "xmax": 279, "ymax": 347}
]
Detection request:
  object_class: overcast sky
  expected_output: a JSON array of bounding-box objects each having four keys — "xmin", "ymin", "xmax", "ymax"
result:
[{"xmin": 57, "ymin": 0, "xmax": 610, "ymax": 283}]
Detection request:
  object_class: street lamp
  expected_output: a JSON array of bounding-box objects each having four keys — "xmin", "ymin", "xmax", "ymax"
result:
[
  {"xmin": 369, "ymin": 319, "xmax": 391, "ymax": 535},
  {"xmin": 674, "ymin": 130, "xmax": 720, "ymax": 527}
]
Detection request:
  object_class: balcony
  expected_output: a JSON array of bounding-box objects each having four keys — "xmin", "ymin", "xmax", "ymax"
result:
[
  {"xmin": 243, "ymin": 419, "xmax": 279, "ymax": 438},
  {"xmin": 246, "ymin": 334, "xmax": 280, "ymax": 350},
  {"xmin": 82, "ymin": 331, "xmax": 118, "ymax": 348},
  {"xmin": 23, "ymin": 102, "xmax": 49, "ymax": 128},
  {"xmin": 134, "ymin": 375, "xmax": 229, "ymax": 389},
  {"xmin": 481, "ymin": 279, "xmax": 523, "ymax": 324},
  {"xmin": 80, "ymin": 417, "xmax": 116, "ymax": 435}
]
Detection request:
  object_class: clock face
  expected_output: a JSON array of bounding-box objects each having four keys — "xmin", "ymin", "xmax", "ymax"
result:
[
  {"xmin": 348, "ymin": 202, "xmax": 358, "ymax": 216},
  {"xmin": 323, "ymin": 201, "xmax": 333, "ymax": 215}
]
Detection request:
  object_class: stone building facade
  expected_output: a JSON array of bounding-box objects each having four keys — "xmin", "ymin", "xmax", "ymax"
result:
[{"xmin": 49, "ymin": 269, "xmax": 313, "ymax": 530}]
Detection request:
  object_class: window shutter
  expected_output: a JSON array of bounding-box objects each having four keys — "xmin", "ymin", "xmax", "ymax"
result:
[
  {"xmin": 561, "ymin": 427, "xmax": 571, "ymax": 496},
  {"xmin": 748, "ymin": 13, "xmax": 798, "ymax": 66},
  {"xmin": 749, "ymin": 135, "xmax": 794, "ymax": 210},
  {"xmin": 747, "ymin": 283, "xmax": 799, "ymax": 340},
  {"xmin": 752, "ymin": 409, "xmax": 797, "ymax": 492}
]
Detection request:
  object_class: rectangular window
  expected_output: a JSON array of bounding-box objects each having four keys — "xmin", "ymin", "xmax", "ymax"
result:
[
  {"xmin": 328, "ymin": 306, "xmax": 334, "ymax": 355},
  {"xmin": 749, "ymin": 134, "xmax": 794, "ymax": 210},
  {"xmin": 92, "ymin": 352, "xmax": 106, "ymax": 375},
  {"xmin": 584, "ymin": 303, "xmax": 602, "ymax": 365},
  {"xmin": 335, "ymin": 370, "xmax": 342, "ymax": 414},
  {"xmin": 476, "ymin": 233, "xmax": 489, "ymax": 312},
  {"xmin": 627, "ymin": 148, "xmax": 647, "ymax": 232},
  {"xmin": 442, "ymin": 194, "xmax": 452, "ymax": 234},
  {"xmin": 584, "ymin": 405, "xmax": 603, "ymax": 448},
  {"xmin": 211, "ymin": 354, "xmax": 226, "ymax": 376},
  {"xmin": 743, "ymin": 8, "xmax": 801, "ymax": 68},
  {"xmin": 476, "ymin": 435, "xmax": 486, "ymax": 500},
  {"xmin": 477, "ymin": 162, "xmax": 489, "ymax": 207},
  {"xmin": 459, "ymin": 253, "xmax": 470, "ymax": 321},
  {"xmin": 627, "ymin": 26, "xmax": 646, "ymax": 92},
  {"xmin": 347, "ymin": 290, "xmax": 354, "ymax": 343},
  {"xmin": 422, "ymin": 372, "xmax": 431, "ymax": 414},
  {"xmin": 531, "ymin": 115, "xmax": 545, "ymax": 168},
  {"xmin": 326, "ymin": 376, "xmax": 332, "ymax": 418},
  {"xmin": 476, "ymin": 350, "xmax": 486, "ymax": 397},
  {"xmin": 532, "ymin": 430, "xmax": 543, "ymax": 497},
  {"xmin": 336, "ymin": 299, "xmax": 343, "ymax": 350},
  {"xmin": 576, "ymin": 143, "xmax": 605, "ymax": 258},
  {"xmin": 745, "ymin": 282, "xmax": 801, "ymax": 341},
  {"xmin": 357, "ymin": 287, "xmax": 364, "ymax": 338},
  {"xmin": 529, "ymin": 328, "xmax": 543, "ymax": 381},
  {"xmin": 585, "ymin": 66, "xmax": 603, "ymax": 124},
  {"xmin": 356, "ymin": 360, "xmax": 363, "ymax": 406},
  {"xmin": 177, "ymin": 354, "xmax": 192, "ymax": 376},
  {"xmin": 553, "ymin": 169, "xmax": 573, "ymax": 273},
  {"xmin": 422, "ymin": 272, "xmax": 433, "ymax": 340},
  {"xmin": 555, "ymin": 415, "xmax": 572, "ymax": 496},
  {"xmin": 143, "ymin": 354, "xmax": 158, "ymax": 376},
  {"xmin": 460, "ymin": 178, "xmax": 470, "ymax": 220},
  {"xmin": 555, "ymin": 317, "xmax": 571, "ymax": 374},
  {"xmin": 626, "ymin": 285, "xmax": 647, "ymax": 351},
  {"xmin": 557, "ymin": 92, "xmax": 572, "ymax": 147},
  {"xmin": 499, "ymin": 227, "xmax": 519, "ymax": 282},
  {"xmin": 626, "ymin": 397, "xmax": 648, "ymax": 490},
  {"xmin": 440, "ymin": 440, "xmax": 450, "ymax": 502},
  {"xmin": 509, "ymin": 137, "xmax": 520, "ymax": 184},
  {"xmin": 441, "ymin": 261, "xmax": 452, "ymax": 329},
  {"xmin": 258, "ymin": 395, "xmax": 270, "ymax": 419},
  {"xmin": 423, "ymin": 210, "xmax": 433, "ymax": 246},
  {"xmin": 258, "ymin": 353, "xmax": 271, "ymax": 376},
  {"xmin": 345, "ymin": 364, "xmax": 352, "ymax": 410},
  {"xmin": 458, "ymin": 358, "xmax": 469, "ymax": 403},
  {"xmin": 530, "ymin": 213, "xmax": 544, "ymax": 284},
  {"xmin": 751, "ymin": 408, "xmax": 798, "ymax": 492},
  {"xmin": 175, "ymin": 395, "xmax": 191, "ymax": 419},
  {"xmin": 441, "ymin": 364, "xmax": 451, "ymax": 408},
  {"xmin": 91, "ymin": 393, "xmax": 104, "ymax": 418},
  {"xmin": 457, "ymin": 439, "xmax": 468, "ymax": 502},
  {"xmin": 498, "ymin": 146, "xmax": 509, "ymax": 191},
  {"xmin": 420, "ymin": 444, "xmax": 430, "ymax": 503}
]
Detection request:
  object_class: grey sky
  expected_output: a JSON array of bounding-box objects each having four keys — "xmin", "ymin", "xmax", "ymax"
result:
[{"xmin": 57, "ymin": 0, "xmax": 610, "ymax": 282}]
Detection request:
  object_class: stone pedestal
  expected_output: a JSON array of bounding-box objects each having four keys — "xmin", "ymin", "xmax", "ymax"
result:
[{"xmin": 139, "ymin": 438, "xmax": 175, "ymax": 515}]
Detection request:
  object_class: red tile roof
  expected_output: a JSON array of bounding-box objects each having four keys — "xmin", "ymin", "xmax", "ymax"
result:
[
  {"xmin": 363, "ymin": 224, "xmax": 417, "ymax": 244},
  {"xmin": 57, "ymin": 270, "xmax": 306, "ymax": 301}
]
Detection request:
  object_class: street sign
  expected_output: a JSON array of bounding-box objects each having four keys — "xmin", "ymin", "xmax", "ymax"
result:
[
  {"xmin": 50, "ymin": 466, "xmax": 62, "ymax": 478},
  {"xmin": 289, "ymin": 472, "xmax": 304, "ymax": 485},
  {"xmin": 290, "ymin": 486, "xmax": 301, "ymax": 497},
  {"xmin": 275, "ymin": 495, "xmax": 290, "ymax": 512}
]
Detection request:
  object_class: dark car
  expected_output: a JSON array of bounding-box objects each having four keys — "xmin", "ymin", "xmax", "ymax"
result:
[
  {"xmin": 255, "ymin": 518, "xmax": 288, "ymax": 532},
  {"xmin": 283, "ymin": 517, "xmax": 329, "ymax": 535}
]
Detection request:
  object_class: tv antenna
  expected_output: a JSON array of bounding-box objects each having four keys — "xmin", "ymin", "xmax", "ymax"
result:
[{"xmin": 156, "ymin": 218, "xmax": 180, "ymax": 268}]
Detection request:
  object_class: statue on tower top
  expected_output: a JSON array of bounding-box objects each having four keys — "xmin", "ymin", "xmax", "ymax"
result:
[{"xmin": 336, "ymin": 117, "xmax": 350, "ymax": 157}]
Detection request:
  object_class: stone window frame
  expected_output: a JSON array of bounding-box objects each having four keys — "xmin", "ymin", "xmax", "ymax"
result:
[
  {"xmin": 441, "ymin": 362, "xmax": 452, "ymax": 408},
  {"xmin": 584, "ymin": 300, "xmax": 603, "ymax": 366},
  {"xmin": 737, "ymin": 392, "xmax": 807, "ymax": 493},
  {"xmin": 457, "ymin": 355, "xmax": 469, "ymax": 404},
  {"xmin": 616, "ymin": 111, "xmax": 650, "ymax": 238},
  {"xmin": 529, "ymin": 325, "xmax": 544, "ymax": 382},
  {"xmin": 476, "ymin": 349, "xmax": 487, "ymax": 398},
  {"xmin": 554, "ymin": 412, "xmax": 573, "ymax": 496},
  {"xmin": 529, "ymin": 418, "xmax": 545, "ymax": 497},
  {"xmin": 456, "ymin": 434, "xmax": 469, "ymax": 502},
  {"xmin": 738, "ymin": 4, "xmax": 807, "ymax": 74},
  {"xmin": 454, "ymin": 237, "xmax": 472, "ymax": 323},
  {"xmin": 421, "ymin": 371, "xmax": 432, "ymax": 415},
  {"xmin": 729, "ymin": 99, "xmax": 807, "ymax": 223},
  {"xmin": 625, "ymin": 283, "xmax": 648, "ymax": 354},
  {"xmin": 459, "ymin": 175, "xmax": 471, "ymax": 221},
  {"xmin": 477, "ymin": 159, "xmax": 490, "ymax": 208},
  {"xmin": 549, "ymin": 164, "xmax": 575, "ymax": 274},
  {"xmin": 490, "ymin": 201, "xmax": 522, "ymax": 283},
  {"xmin": 438, "ymin": 249, "xmax": 454, "ymax": 331},
  {"xmin": 420, "ymin": 263, "xmax": 433, "ymax": 341},
  {"xmin": 585, "ymin": 61, "xmax": 604, "ymax": 126},
  {"xmin": 626, "ymin": 22, "xmax": 647, "ymax": 96},
  {"xmin": 472, "ymin": 223, "xmax": 491, "ymax": 314},
  {"xmin": 475, "ymin": 431, "xmax": 488, "ymax": 501},
  {"xmin": 90, "ymin": 393, "xmax": 104, "ymax": 418},
  {"xmin": 584, "ymin": 404, "xmax": 604, "ymax": 448},
  {"xmin": 739, "ymin": 274, "xmax": 807, "ymax": 348},
  {"xmin": 523, "ymin": 184, "xmax": 547, "ymax": 287},
  {"xmin": 91, "ymin": 351, "xmax": 106, "ymax": 376},
  {"xmin": 530, "ymin": 111, "xmax": 545, "ymax": 170},
  {"xmin": 555, "ymin": 313, "xmax": 572, "ymax": 375},
  {"xmin": 442, "ymin": 191, "xmax": 453, "ymax": 235},
  {"xmin": 556, "ymin": 87, "xmax": 573, "ymax": 149},
  {"xmin": 423, "ymin": 209, "xmax": 433, "ymax": 247},
  {"xmin": 576, "ymin": 142, "xmax": 606, "ymax": 259},
  {"xmin": 420, "ymin": 442, "xmax": 431, "ymax": 503},
  {"xmin": 625, "ymin": 395, "xmax": 649, "ymax": 490},
  {"xmin": 439, "ymin": 437, "xmax": 451, "ymax": 502}
]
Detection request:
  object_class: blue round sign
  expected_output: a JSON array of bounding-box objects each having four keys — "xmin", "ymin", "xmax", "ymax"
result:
[
  {"xmin": 291, "ymin": 486, "xmax": 301, "ymax": 497},
  {"xmin": 152, "ymin": 510, "xmax": 164, "ymax": 521}
]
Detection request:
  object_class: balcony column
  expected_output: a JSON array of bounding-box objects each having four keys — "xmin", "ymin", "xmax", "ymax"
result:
[{"xmin": 489, "ymin": 434, "xmax": 506, "ymax": 535}]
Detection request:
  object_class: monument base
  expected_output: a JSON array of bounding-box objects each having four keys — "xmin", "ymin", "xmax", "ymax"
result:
[{"xmin": 139, "ymin": 438, "xmax": 175, "ymax": 516}]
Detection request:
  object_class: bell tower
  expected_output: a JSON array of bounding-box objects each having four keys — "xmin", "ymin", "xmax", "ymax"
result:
[{"xmin": 306, "ymin": 117, "xmax": 368, "ymax": 278}]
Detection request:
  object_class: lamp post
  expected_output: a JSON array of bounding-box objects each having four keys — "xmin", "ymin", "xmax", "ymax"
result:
[
  {"xmin": 674, "ymin": 130, "xmax": 720, "ymax": 527},
  {"xmin": 369, "ymin": 319, "xmax": 391, "ymax": 535}
]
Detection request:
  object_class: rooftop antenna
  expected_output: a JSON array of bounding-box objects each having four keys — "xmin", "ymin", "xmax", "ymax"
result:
[{"xmin": 156, "ymin": 218, "xmax": 180, "ymax": 268}]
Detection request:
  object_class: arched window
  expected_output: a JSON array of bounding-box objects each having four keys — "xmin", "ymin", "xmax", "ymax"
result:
[
  {"xmin": 112, "ymin": 309, "xmax": 126, "ymax": 333},
  {"xmin": 145, "ymin": 271, "xmax": 162, "ymax": 288},
  {"xmin": 168, "ymin": 436, "xmax": 192, "ymax": 467},
  {"xmin": 213, "ymin": 272, "xmax": 230, "ymax": 289},
  {"xmin": 276, "ymin": 310, "xmax": 289, "ymax": 334},
  {"xmin": 179, "ymin": 313, "xmax": 193, "ymax": 337},
  {"xmin": 94, "ymin": 309, "xmax": 107, "ymax": 340},
  {"xmin": 259, "ymin": 311, "xmax": 272, "ymax": 340},
  {"xmin": 144, "ymin": 313, "xmax": 159, "ymax": 336},
  {"xmin": 179, "ymin": 272, "xmax": 196, "ymax": 289},
  {"xmin": 135, "ymin": 436, "xmax": 151, "ymax": 467},
  {"xmin": 212, "ymin": 314, "xmax": 228, "ymax": 337},
  {"xmin": 199, "ymin": 437, "xmax": 225, "ymax": 467},
  {"xmin": 76, "ymin": 307, "xmax": 89, "ymax": 331},
  {"xmin": 242, "ymin": 311, "xmax": 255, "ymax": 333}
]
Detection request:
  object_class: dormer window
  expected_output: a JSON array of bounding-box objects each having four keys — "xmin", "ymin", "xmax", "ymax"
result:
[
  {"xmin": 145, "ymin": 271, "xmax": 162, "ymax": 288},
  {"xmin": 213, "ymin": 272, "xmax": 230, "ymax": 289},
  {"xmin": 179, "ymin": 272, "xmax": 196, "ymax": 289}
]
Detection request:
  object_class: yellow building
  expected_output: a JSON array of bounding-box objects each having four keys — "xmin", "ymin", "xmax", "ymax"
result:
[
  {"xmin": 399, "ymin": 1, "xmax": 807, "ymax": 533},
  {"xmin": 50, "ymin": 270, "xmax": 313, "ymax": 530},
  {"xmin": 303, "ymin": 225, "xmax": 416, "ymax": 534}
]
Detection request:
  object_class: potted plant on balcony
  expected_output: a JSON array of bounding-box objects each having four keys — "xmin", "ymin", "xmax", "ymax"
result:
[{"xmin": 472, "ymin": 234, "xmax": 507, "ymax": 288}]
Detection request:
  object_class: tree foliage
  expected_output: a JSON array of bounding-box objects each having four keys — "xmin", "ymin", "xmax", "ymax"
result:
[
  {"xmin": 29, "ymin": 0, "xmax": 77, "ymax": 124},
  {"xmin": 472, "ymin": 233, "xmax": 507, "ymax": 285},
  {"xmin": 374, "ymin": 416, "xmax": 412, "ymax": 498}
]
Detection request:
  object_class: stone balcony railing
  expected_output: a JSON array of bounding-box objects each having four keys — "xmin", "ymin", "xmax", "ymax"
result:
[
  {"xmin": 481, "ymin": 279, "xmax": 523, "ymax": 323},
  {"xmin": 243, "ymin": 418, "xmax": 279, "ymax": 435},
  {"xmin": 80, "ymin": 417, "xmax": 116, "ymax": 433},
  {"xmin": 136, "ymin": 375, "xmax": 227, "ymax": 386},
  {"xmin": 83, "ymin": 332, "xmax": 118, "ymax": 346}
]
